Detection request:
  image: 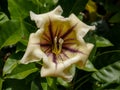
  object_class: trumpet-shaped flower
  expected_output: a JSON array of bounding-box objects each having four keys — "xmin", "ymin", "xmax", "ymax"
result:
[{"xmin": 20, "ymin": 6, "xmax": 95, "ymax": 82}]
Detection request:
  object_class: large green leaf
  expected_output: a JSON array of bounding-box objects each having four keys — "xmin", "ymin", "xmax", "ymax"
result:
[
  {"xmin": 4, "ymin": 63, "xmax": 39, "ymax": 79},
  {"xmin": 3, "ymin": 58, "xmax": 18, "ymax": 76},
  {"xmin": 8, "ymin": 0, "xmax": 56, "ymax": 19},
  {"xmin": 8, "ymin": 0, "xmax": 39, "ymax": 19},
  {"xmin": 92, "ymin": 61, "xmax": 120, "ymax": 88},
  {"xmin": 94, "ymin": 50, "xmax": 120, "ymax": 69},
  {"xmin": 0, "ymin": 20, "xmax": 30, "ymax": 49},
  {"xmin": 0, "ymin": 20, "xmax": 21, "ymax": 49}
]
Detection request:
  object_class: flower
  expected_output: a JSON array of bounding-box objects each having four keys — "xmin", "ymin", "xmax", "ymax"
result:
[{"xmin": 20, "ymin": 6, "xmax": 95, "ymax": 82}]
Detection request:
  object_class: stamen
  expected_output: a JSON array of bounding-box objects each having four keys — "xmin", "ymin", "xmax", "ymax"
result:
[
  {"xmin": 53, "ymin": 36, "xmax": 58, "ymax": 53},
  {"xmin": 58, "ymin": 38, "xmax": 64, "ymax": 53},
  {"xmin": 52, "ymin": 36, "xmax": 64, "ymax": 55}
]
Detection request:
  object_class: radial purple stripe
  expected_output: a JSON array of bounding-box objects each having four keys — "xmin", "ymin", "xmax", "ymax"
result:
[
  {"xmin": 52, "ymin": 53, "xmax": 57, "ymax": 64},
  {"xmin": 64, "ymin": 38, "xmax": 75, "ymax": 42},
  {"xmin": 44, "ymin": 47, "xmax": 51, "ymax": 53},
  {"xmin": 61, "ymin": 24, "xmax": 77, "ymax": 39},
  {"xmin": 43, "ymin": 33, "xmax": 51, "ymax": 41},
  {"xmin": 62, "ymin": 46, "xmax": 81, "ymax": 53},
  {"xmin": 61, "ymin": 50, "xmax": 69, "ymax": 59},
  {"xmin": 40, "ymin": 43, "xmax": 51, "ymax": 47},
  {"xmin": 48, "ymin": 18, "xmax": 54, "ymax": 44}
]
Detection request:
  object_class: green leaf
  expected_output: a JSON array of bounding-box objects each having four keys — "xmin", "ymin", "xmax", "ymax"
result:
[
  {"xmin": 0, "ymin": 20, "xmax": 30, "ymax": 49},
  {"xmin": 4, "ymin": 88, "xmax": 12, "ymax": 90},
  {"xmin": 41, "ymin": 82, "xmax": 48, "ymax": 90},
  {"xmin": 95, "ymin": 35, "xmax": 113, "ymax": 47},
  {"xmin": 0, "ymin": 20, "xmax": 21, "ymax": 49},
  {"xmin": 46, "ymin": 77, "xmax": 57, "ymax": 90},
  {"xmin": 92, "ymin": 61, "xmax": 120, "ymax": 88},
  {"xmin": 8, "ymin": 0, "xmax": 39, "ymax": 19},
  {"xmin": 0, "ymin": 77, "xmax": 4, "ymax": 90},
  {"xmin": 16, "ymin": 42, "xmax": 27, "ymax": 53},
  {"xmin": 31, "ymin": 81, "xmax": 39, "ymax": 90},
  {"xmin": 4, "ymin": 63, "xmax": 39, "ymax": 79},
  {"xmin": 3, "ymin": 79, "xmax": 30, "ymax": 90},
  {"xmin": 57, "ymin": 78, "xmax": 70, "ymax": 88},
  {"xmin": 109, "ymin": 12, "xmax": 120, "ymax": 23},
  {"xmin": 3, "ymin": 58, "xmax": 18, "ymax": 76},
  {"xmin": 58, "ymin": 0, "xmax": 88, "ymax": 16},
  {"xmin": 69, "ymin": 0, "xmax": 88, "ymax": 15},
  {"xmin": 0, "ymin": 12, "xmax": 9, "ymax": 24},
  {"xmin": 115, "ymin": 85, "xmax": 120, "ymax": 90},
  {"xmin": 94, "ymin": 50, "xmax": 120, "ymax": 69},
  {"xmin": 82, "ymin": 60, "xmax": 97, "ymax": 72},
  {"xmin": 8, "ymin": 0, "xmax": 56, "ymax": 19}
]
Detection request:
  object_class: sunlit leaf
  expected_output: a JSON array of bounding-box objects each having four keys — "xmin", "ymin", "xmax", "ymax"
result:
[
  {"xmin": 57, "ymin": 78, "xmax": 70, "ymax": 87},
  {"xmin": 3, "ymin": 58, "xmax": 18, "ymax": 76},
  {"xmin": 41, "ymin": 82, "xmax": 48, "ymax": 90},
  {"xmin": 92, "ymin": 61, "xmax": 120, "ymax": 88},
  {"xmin": 46, "ymin": 77, "xmax": 57, "ymax": 90},
  {"xmin": 0, "ymin": 12, "xmax": 9, "ymax": 24},
  {"xmin": 95, "ymin": 35, "xmax": 113, "ymax": 47},
  {"xmin": 4, "ymin": 63, "xmax": 39, "ymax": 79}
]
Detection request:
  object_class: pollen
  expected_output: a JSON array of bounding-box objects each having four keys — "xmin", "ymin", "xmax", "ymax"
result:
[{"xmin": 52, "ymin": 36, "xmax": 64, "ymax": 55}]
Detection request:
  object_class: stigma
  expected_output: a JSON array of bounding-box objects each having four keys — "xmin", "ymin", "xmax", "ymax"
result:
[{"xmin": 52, "ymin": 36, "xmax": 64, "ymax": 55}]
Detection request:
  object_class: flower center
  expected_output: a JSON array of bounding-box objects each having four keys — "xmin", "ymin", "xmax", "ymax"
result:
[{"xmin": 52, "ymin": 36, "xmax": 64, "ymax": 55}]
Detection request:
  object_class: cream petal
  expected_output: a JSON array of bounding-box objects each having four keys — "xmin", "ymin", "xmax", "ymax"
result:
[
  {"xmin": 41, "ymin": 54, "xmax": 82, "ymax": 82},
  {"xmin": 51, "ymin": 5, "xmax": 63, "ymax": 15},
  {"xmin": 76, "ymin": 43, "xmax": 94, "ymax": 68},
  {"xmin": 69, "ymin": 14, "xmax": 96, "ymax": 38},
  {"xmin": 20, "ymin": 33, "xmax": 48, "ymax": 64}
]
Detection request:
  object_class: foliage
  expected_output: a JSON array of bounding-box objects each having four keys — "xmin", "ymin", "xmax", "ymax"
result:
[{"xmin": 0, "ymin": 0, "xmax": 120, "ymax": 90}]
